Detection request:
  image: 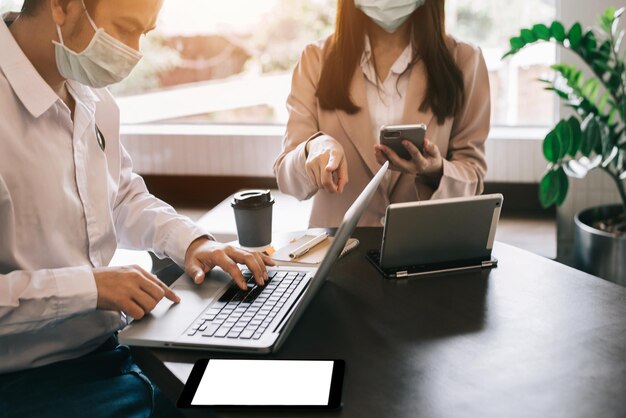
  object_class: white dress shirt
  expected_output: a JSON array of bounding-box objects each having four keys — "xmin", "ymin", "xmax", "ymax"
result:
[
  {"xmin": 0, "ymin": 15, "xmax": 207, "ymax": 373},
  {"xmin": 360, "ymin": 36, "xmax": 412, "ymax": 195}
]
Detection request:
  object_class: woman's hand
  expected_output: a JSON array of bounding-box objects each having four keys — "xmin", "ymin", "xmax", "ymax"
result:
[
  {"xmin": 305, "ymin": 134, "xmax": 349, "ymax": 194},
  {"xmin": 374, "ymin": 138, "xmax": 444, "ymax": 184}
]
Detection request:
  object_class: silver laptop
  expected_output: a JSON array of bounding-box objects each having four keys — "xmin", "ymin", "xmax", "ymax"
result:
[
  {"xmin": 119, "ymin": 162, "xmax": 389, "ymax": 353},
  {"xmin": 366, "ymin": 194, "xmax": 503, "ymax": 278}
]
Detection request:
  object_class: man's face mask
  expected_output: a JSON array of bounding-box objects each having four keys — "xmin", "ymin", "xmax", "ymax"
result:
[
  {"xmin": 355, "ymin": 0, "xmax": 426, "ymax": 33},
  {"xmin": 52, "ymin": 0, "xmax": 143, "ymax": 88}
]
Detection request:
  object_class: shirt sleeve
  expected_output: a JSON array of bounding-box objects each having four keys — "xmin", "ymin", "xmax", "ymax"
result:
[
  {"xmin": 428, "ymin": 45, "xmax": 490, "ymax": 200},
  {"xmin": 273, "ymin": 43, "xmax": 324, "ymax": 201},
  {"xmin": 0, "ymin": 266, "xmax": 97, "ymax": 336},
  {"xmin": 112, "ymin": 144, "xmax": 212, "ymax": 267}
]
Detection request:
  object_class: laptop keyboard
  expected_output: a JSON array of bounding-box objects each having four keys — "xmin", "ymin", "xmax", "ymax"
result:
[{"xmin": 186, "ymin": 270, "xmax": 307, "ymax": 340}]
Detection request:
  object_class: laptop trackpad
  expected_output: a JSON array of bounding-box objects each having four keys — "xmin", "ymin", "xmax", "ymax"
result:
[{"xmin": 123, "ymin": 274, "xmax": 230, "ymax": 341}]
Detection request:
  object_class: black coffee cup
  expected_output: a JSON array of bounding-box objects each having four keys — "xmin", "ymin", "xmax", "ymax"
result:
[{"xmin": 231, "ymin": 190, "xmax": 275, "ymax": 247}]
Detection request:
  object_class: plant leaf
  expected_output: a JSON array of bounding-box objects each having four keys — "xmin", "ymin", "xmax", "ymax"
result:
[
  {"xmin": 544, "ymin": 86, "xmax": 570, "ymax": 100},
  {"xmin": 581, "ymin": 117, "xmax": 600, "ymax": 156},
  {"xmin": 600, "ymin": 7, "xmax": 616, "ymax": 33},
  {"xmin": 568, "ymin": 22, "xmax": 583, "ymax": 49},
  {"xmin": 510, "ymin": 37, "xmax": 525, "ymax": 50},
  {"xmin": 600, "ymin": 123, "xmax": 618, "ymax": 167},
  {"xmin": 597, "ymin": 90, "xmax": 610, "ymax": 112},
  {"xmin": 567, "ymin": 117, "xmax": 582, "ymax": 156},
  {"xmin": 581, "ymin": 31, "xmax": 597, "ymax": 52},
  {"xmin": 611, "ymin": 12, "xmax": 621, "ymax": 36},
  {"xmin": 556, "ymin": 119, "xmax": 572, "ymax": 159},
  {"xmin": 521, "ymin": 28, "xmax": 537, "ymax": 43},
  {"xmin": 555, "ymin": 166, "xmax": 570, "ymax": 205},
  {"xmin": 592, "ymin": 59, "xmax": 619, "ymax": 77},
  {"xmin": 501, "ymin": 50, "xmax": 517, "ymax": 59},
  {"xmin": 532, "ymin": 23, "xmax": 551, "ymax": 41},
  {"xmin": 550, "ymin": 21, "xmax": 566, "ymax": 42},
  {"xmin": 543, "ymin": 130, "xmax": 561, "ymax": 163},
  {"xmin": 581, "ymin": 78, "xmax": 600, "ymax": 99},
  {"xmin": 539, "ymin": 170, "xmax": 559, "ymax": 208}
]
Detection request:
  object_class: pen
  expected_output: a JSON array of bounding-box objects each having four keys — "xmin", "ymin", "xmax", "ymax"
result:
[{"xmin": 289, "ymin": 232, "xmax": 329, "ymax": 259}]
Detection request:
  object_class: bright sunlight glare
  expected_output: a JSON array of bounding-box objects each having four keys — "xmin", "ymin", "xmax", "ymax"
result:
[{"xmin": 158, "ymin": 0, "xmax": 281, "ymax": 35}]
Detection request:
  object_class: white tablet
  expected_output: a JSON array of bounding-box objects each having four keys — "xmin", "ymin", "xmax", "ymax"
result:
[{"xmin": 177, "ymin": 358, "xmax": 345, "ymax": 409}]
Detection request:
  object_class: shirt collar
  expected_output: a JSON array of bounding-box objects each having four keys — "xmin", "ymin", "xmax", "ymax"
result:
[
  {"xmin": 360, "ymin": 35, "xmax": 413, "ymax": 83},
  {"xmin": 0, "ymin": 13, "xmax": 99, "ymax": 119},
  {"xmin": 68, "ymin": 79, "xmax": 100, "ymax": 113},
  {"xmin": 390, "ymin": 42, "xmax": 413, "ymax": 75}
]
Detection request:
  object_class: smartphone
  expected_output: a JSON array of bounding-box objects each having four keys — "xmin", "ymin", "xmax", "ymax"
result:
[
  {"xmin": 380, "ymin": 123, "xmax": 427, "ymax": 160},
  {"xmin": 178, "ymin": 358, "xmax": 345, "ymax": 409}
]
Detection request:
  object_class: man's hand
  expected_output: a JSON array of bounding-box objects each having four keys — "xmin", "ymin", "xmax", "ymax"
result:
[
  {"xmin": 305, "ymin": 134, "xmax": 349, "ymax": 194},
  {"xmin": 374, "ymin": 138, "xmax": 444, "ymax": 186},
  {"xmin": 94, "ymin": 265, "xmax": 180, "ymax": 319},
  {"xmin": 185, "ymin": 238, "xmax": 276, "ymax": 290}
]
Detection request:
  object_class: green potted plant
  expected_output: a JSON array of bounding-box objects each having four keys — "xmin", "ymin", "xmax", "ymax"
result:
[{"xmin": 503, "ymin": 7, "xmax": 626, "ymax": 284}]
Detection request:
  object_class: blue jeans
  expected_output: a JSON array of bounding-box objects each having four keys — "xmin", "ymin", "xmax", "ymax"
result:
[{"xmin": 0, "ymin": 335, "xmax": 183, "ymax": 418}]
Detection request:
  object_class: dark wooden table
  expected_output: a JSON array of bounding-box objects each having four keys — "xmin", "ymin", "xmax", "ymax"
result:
[{"xmin": 132, "ymin": 227, "xmax": 626, "ymax": 418}]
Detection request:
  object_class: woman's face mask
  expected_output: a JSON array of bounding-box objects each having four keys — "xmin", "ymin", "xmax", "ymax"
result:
[
  {"xmin": 355, "ymin": 0, "xmax": 426, "ymax": 33},
  {"xmin": 52, "ymin": 0, "xmax": 143, "ymax": 88}
]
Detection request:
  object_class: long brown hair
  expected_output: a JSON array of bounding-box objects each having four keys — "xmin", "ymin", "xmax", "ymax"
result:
[{"xmin": 316, "ymin": 0, "xmax": 465, "ymax": 125}]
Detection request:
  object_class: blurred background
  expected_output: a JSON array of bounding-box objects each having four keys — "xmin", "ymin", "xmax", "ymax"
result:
[{"xmin": 1, "ymin": 0, "xmax": 557, "ymax": 126}]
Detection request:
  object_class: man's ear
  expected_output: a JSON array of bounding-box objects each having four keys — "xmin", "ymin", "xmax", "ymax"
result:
[{"xmin": 49, "ymin": 0, "xmax": 78, "ymax": 26}]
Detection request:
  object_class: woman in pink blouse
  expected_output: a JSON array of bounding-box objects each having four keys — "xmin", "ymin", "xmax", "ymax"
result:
[{"xmin": 274, "ymin": 0, "xmax": 490, "ymax": 228}]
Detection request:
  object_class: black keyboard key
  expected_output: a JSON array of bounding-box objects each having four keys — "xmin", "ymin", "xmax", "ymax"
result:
[
  {"xmin": 242, "ymin": 285, "xmax": 265, "ymax": 303},
  {"xmin": 218, "ymin": 285, "xmax": 239, "ymax": 303}
]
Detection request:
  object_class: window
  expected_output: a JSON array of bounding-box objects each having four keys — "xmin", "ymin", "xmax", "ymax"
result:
[
  {"xmin": 2, "ymin": 0, "xmax": 556, "ymax": 127},
  {"xmin": 446, "ymin": 0, "xmax": 557, "ymax": 126}
]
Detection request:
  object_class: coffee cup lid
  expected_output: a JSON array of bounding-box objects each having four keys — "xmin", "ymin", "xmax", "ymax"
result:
[{"xmin": 231, "ymin": 189, "xmax": 274, "ymax": 209}]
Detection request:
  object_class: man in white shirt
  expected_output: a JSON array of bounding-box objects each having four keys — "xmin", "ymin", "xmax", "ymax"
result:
[{"xmin": 0, "ymin": 0, "xmax": 273, "ymax": 416}]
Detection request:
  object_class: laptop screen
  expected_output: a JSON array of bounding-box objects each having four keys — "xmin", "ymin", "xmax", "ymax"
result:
[{"xmin": 275, "ymin": 161, "xmax": 389, "ymax": 335}]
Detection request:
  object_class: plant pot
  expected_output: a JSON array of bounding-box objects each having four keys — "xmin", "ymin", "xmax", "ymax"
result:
[{"xmin": 575, "ymin": 204, "xmax": 626, "ymax": 286}]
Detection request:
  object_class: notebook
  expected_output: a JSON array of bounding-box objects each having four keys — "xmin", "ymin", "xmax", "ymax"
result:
[{"xmin": 271, "ymin": 235, "xmax": 360, "ymax": 266}]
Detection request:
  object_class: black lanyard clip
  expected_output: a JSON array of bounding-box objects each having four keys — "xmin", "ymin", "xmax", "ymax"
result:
[{"xmin": 95, "ymin": 125, "xmax": 106, "ymax": 152}]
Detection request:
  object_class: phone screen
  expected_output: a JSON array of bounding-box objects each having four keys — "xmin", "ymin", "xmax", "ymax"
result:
[{"xmin": 179, "ymin": 359, "xmax": 344, "ymax": 408}]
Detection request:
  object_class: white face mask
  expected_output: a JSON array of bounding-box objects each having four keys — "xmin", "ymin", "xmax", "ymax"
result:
[
  {"xmin": 52, "ymin": 0, "xmax": 143, "ymax": 88},
  {"xmin": 355, "ymin": 0, "xmax": 425, "ymax": 33}
]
